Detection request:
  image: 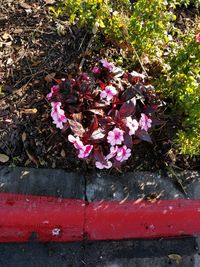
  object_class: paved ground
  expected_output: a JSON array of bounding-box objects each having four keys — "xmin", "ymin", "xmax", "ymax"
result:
[{"xmin": 0, "ymin": 166, "xmax": 200, "ymax": 266}]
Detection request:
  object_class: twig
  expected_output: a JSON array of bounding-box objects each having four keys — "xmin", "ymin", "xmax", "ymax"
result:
[
  {"xmin": 131, "ymin": 45, "xmax": 149, "ymax": 78},
  {"xmin": 78, "ymin": 34, "xmax": 96, "ymax": 72}
]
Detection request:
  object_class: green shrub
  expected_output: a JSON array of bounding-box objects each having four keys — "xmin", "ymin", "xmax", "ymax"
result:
[
  {"xmin": 49, "ymin": 0, "xmax": 131, "ymax": 41},
  {"xmin": 156, "ymin": 29, "xmax": 200, "ymax": 155},
  {"xmin": 128, "ymin": 0, "xmax": 176, "ymax": 59}
]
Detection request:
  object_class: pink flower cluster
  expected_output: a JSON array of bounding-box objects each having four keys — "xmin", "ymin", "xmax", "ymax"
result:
[
  {"xmin": 47, "ymin": 59, "xmax": 157, "ymax": 170},
  {"xmin": 100, "ymin": 59, "xmax": 115, "ymax": 71},
  {"xmin": 68, "ymin": 135, "xmax": 93, "ymax": 159},
  {"xmin": 100, "ymin": 85, "xmax": 117, "ymax": 102},
  {"xmin": 51, "ymin": 102, "xmax": 67, "ymax": 129},
  {"xmin": 95, "ymin": 113, "xmax": 152, "ymax": 169}
]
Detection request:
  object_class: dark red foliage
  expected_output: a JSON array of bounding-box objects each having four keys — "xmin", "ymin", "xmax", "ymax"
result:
[{"xmin": 47, "ymin": 60, "xmax": 163, "ymax": 169}]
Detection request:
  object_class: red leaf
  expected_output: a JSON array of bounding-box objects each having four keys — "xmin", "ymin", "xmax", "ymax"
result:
[
  {"xmin": 98, "ymin": 80, "xmax": 106, "ymax": 90},
  {"xmin": 119, "ymin": 97, "xmax": 136, "ymax": 117},
  {"xmin": 123, "ymin": 132, "xmax": 133, "ymax": 148},
  {"xmin": 120, "ymin": 84, "xmax": 143, "ymax": 101},
  {"xmin": 132, "ymin": 139, "xmax": 142, "ymax": 144},
  {"xmin": 112, "ymin": 158, "xmax": 122, "ymax": 170},
  {"xmin": 98, "ymin": 117, "xmax": 115, "ymax": 128},
  {"xmin": 68, "ymin": 119, "xmax": 85, "ymax": 137},
  {"xmin": 135, "ymin": 129, "xmax": 152, "ymax": 143},
  {"xmin": 93, "ymin": 146, "xmax": 106, "ymax": 164}
]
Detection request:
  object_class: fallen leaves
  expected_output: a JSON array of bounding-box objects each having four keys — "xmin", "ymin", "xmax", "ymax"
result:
[
  {"xmin": 21, "ymin": 108, "xmax": 38, "ymax": 114},
  {"xmin": 168, "ymin": 254, "xmax": 182, "ymax": 264},
  {"xmin": 0, "ymin": 153, "xmax": 9, "ymax": 163},
  {"xmin": 45, "ymin": 73, "xmax": 56, "ymax": 83},
  {"xmin": 44, "ymin": 0, "xmax": 56, "ymax": 4}
]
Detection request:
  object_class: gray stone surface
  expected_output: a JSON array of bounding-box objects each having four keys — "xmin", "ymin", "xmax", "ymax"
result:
[
  {"xmin": 0, "ymin": 238, "xmax": 198, "ymax": 267},
  {"xmin": 95, "ymin": 257, "xmax": 194, "ymax": 267},
  {"xmin": 0, "ymin": 166, "xmax": 84, "ymax": 199},
  {"xmin": 84, "ymin": 238, "xmax": 197, "ymax": 267},
  {"xmin": 86, "ymin": 171, "xmax": 187, "ymax": 202},
  {"xmin": 181, "ymin": 171, "xmax": 200, "ymax": 198},
  {"xmin": 0, "ymin": 243, "xmax": 84, "ymax": 267}
]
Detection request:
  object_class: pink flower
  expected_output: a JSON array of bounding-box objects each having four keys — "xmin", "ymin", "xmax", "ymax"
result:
[
  {"xmin": 68, "ymin": 135, "xmax": 93, "ymax": 159},
  {"xmin": 100, "ymin": 85, "xmax": 117, "ymax": 101},
  {"xmin": 51, "ymin": 102, "xmax": 67, "ymax": 129},
  {"xmin": 95, "ymin": 160, "xmax": 112, "ymax": 169},
  {"xmin": 106, "ymin": 146, "xmax": 118, "ymax": 160},
  {"xmin": 126, "ymin": 117, "xmax": 139, "ymax": 135},
  {"xmin": 107, "ymin": 127, "xmax": 124, "ymax": 146},
  {"xmin": 196, "ymin": 32, "xmax": 200, "ymax": 42},
  {"xmin": 116, "ymin": 145, "xmax": 131, "ymax": 162},
  {"xmin": 68, "ymin": 135, "xmax": 84, "ymax": 149},
  {"xmin": 78, "ymin": 144, "xmax": 93, "ymax": 159},
  {"xmin": 100, "ymin": 59, "xmax": 115, "ymax": 71},
  {"xmin": 139, "ymin": 113, "xmax": 152, "ymax": 131},
  {"xmin": 92, "ymin": 66, "xmax": 101, "ymax": 74},
  {"xmin": 46, "ymin": 85, "xmax": 59, "ymax": 100}
]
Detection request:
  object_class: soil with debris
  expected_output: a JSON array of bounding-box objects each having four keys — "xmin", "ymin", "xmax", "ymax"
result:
[{"xmin": 0, "ymin": 0, "xmax": 199, "ymax": 173}]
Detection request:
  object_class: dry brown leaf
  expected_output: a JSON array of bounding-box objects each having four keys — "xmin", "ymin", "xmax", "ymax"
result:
[
  {"xmin": 21, "ymin": 108, "xmax": 37, "ymax": 114},
  {"xmin": 2, "ymin": 32, "xmax": 11, "ymax": 40},
  {"xmin": 45, "ymin": 73, "xmax": 56, "ymax": 82},
  {"xmin": 168, "ymin": 254, "xmax": 182, "ymax": 264},
  {"xmin": 25, "ymin": 149, "xmax": 39, "ymax": 167},
  {"xmin": 21, "ymin": 132, "xmax": 27, "ymax": 142},
  {"xmin": 60, "ymin": 149, "xmax": 66, "ymax": 158},
  {"xmin": 0, "ymin": 153, "xmax": 9, "ymax": 163},
  {"xmin": 45, "ymin": 0, "xmax": 56, "ymax": 4},
  {"xmin": 13, "ymin": 28, "xmax": 23, "ymax": 34},
  {"xmin": 19, "ymin": 2, "xmax": 32, "ymax": 9}
]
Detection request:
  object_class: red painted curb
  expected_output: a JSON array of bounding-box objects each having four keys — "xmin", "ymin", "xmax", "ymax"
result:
[
  {"xmin": 1, "ymin": 193, "xmax": 200, "ymax": 242},
  {"xmin": 0, "ymin": 193, "xmax": 85, "ymax": 242}
]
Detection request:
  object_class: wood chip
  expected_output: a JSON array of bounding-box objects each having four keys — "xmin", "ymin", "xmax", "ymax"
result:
[
  {"xmin": 19, "ymin": 2, "xmax": 32, "ymax": 9},
  {"xmin": 0, "ymin": 153, "xmax": 9, "ymax": 163},
  {"xmin": 45, "ymin": 73, "xmax": 56, "ymax": 82},
  {"xmin": 21, "ymin": 132, "xmax": 27, "ymax": 142},
  {"xmin": 21, "ymin": 108, "xmax": 37, "ymax": 114},
  {"xmin": 45, "ymin": 0, "xmax": 56, "ymax": 4},
  {"xmin": 60, "ymin": 149, "xmax": 66, "ymax": 158}
]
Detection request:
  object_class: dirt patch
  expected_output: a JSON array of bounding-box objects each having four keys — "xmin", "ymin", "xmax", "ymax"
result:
[{"xmin": 0, "ymin": 1, "xmax": 199, "ymax": 173}]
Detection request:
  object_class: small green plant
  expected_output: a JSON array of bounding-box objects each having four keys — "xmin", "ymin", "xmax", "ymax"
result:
[
  {"xmin": 128, "ymin": 0, "xmax": 176, "ymax": 59},
  {"xmin": 49, "ymin": 0, "xmax": 131, "ymax": 41},
  {"xmin": 156, "ymin": 30, "xmax": 200, "ymax": 155}
]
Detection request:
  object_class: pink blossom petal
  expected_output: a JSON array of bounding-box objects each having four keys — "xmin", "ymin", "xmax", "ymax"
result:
[
  {"xmin": 107, "ymin": 128, "xmax": 124, "ymax": 146},
  {"xmin": 116, "ymin": 145, "xmax": 131, "ymax": 162},
  {"xmin": 95, "ymin": 160, "xmax": 112, "ymax": 169},
  {"xmin": 100, "ymin": 59, "xmax": 115, "ymax": 71},
  {"xmin": 139, "ymin": 113, "xmax": 152, "ymax": 131},
  {"xmin": 126, "ymin": 117, "xmax": 139, "ymax": 135},
  {"xmin": 106, "ymin": 146, "xmax": 118, "ymax": 160},
  {"xmin": 92, "ymin": 66, "xmax": 101, "ymax": 74}
]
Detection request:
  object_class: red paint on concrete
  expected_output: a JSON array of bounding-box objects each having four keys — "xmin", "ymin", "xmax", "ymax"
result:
[
  {"xmin": 0, "ymin": 193, "xmax": 85, "ymax": 242},
  {"xmin": 86, "ymin": 199, "xmax": 200, "ymax": 240},
  {"xmin": 1, "ymin": 193, "xmax": 200, "ymax": 242}
]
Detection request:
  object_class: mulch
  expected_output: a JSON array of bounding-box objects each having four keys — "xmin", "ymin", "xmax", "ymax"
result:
[{"xmin": 0, "ymin": 0, "xmax": 199, "ymax": 173}]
